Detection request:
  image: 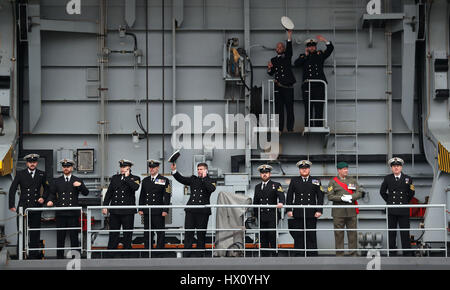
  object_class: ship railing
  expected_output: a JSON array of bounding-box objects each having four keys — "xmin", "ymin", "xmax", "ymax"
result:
[
  {"xmin": 21, "ymin": 207, "xmax": 83, "ymax": 260},
  {"xmin": 19, "ymin": 204, "xmax": 447, "ymax": 259}
]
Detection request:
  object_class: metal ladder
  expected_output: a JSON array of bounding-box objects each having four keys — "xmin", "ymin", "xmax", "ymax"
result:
[
  {"xmin": 249, "ymin": 80, "xmax": 283, "ymax": 173},
  {"xmin": 332, "ymin": 0, "xmax": 359, "ymax": 180}
]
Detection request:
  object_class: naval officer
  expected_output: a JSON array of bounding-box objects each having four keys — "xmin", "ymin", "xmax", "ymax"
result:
[
  {"xmin": 286, "ymin": 160, "xmax": 324, "ymax": 256},
  {"xmin": 294, "ymin": 36, "xmax": 334, "ymax": 128},
  {"xmin": 47, "ymin": 159, "xmax": 89, "ymax": 259},
  {"xmin": 171, "ymin": 158, "xmax": 216, "ymax": 258},
  {"xmin": 380, "ymin": 157, "xmax": 415, "ymax": 256},
  {"xmin": 103, "ymin": 159, "xmax": 141, "ymax": 258},
  {"xmin": 9, "ymin": 153, "xmax": 50, "ymax": 259},
  {"xmin": 138, "ymin": 159, "xmax": 171, "ymax": 258},
  {"xmin": 252, "ymin": 164, "xmax": 285, "ymax": 257},
  {"xmin": 267, "ymin": 29, "xmax": 296, "ymax": 132}
]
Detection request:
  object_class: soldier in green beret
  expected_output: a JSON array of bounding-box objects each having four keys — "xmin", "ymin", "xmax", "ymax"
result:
[{"xmin": 326, "ymin": 162, "xmax": 363, "ymax": 256}]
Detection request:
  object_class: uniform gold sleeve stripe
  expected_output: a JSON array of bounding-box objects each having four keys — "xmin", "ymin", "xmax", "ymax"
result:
[{"xmin": 438, "ymin": 142, "xmax": 450, "ymax": 173}]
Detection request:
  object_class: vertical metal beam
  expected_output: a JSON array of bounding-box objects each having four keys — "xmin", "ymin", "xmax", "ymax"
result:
[
  {"xmin": 385, "ymin": 1, "xmax": 393, "ymax": 161},
  {"xmin": 27, "ymin": 1, "xmax": 41, "ymax": 132},
  {"xmin": 161, "ymin": 0, "xmax": 166, "ymax": 173},
  {"xmin": 99, "ymin": 0, "xmax": 108, "ymax": 189},
  {"xmin": 401, "ymin": 5, "xmax": 418, "ymax": 132},
  {"xmin": 172, "ymin": 0, "xmax": 183, "ymax": 121},
  {"xmin": 125, "ymin": 0, "xmax": 136, "ymax": 27},
  {"xmin": 172, "ymin": 19, "xmax": 177, "ymax": 119},
  {"xmin": 244, "ymin": 0, "xmax": 251, "ymax": 177},
  {"xmin": 18, "ymin": 207, "xmax": 23, "ymax": 260},
  {"xmin": 173, "ymin": 0, "xmax": 184, "ymax": 27}
]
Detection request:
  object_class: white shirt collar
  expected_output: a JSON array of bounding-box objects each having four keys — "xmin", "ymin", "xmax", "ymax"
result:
[
  {"xmin": 262, "ymin": 180, "xmax": 270, "ymax": 187},
  {"xmin": 64, "ymin": 174, "xmax": 72, "ymax": 180},
  {"xmin": 28, "ymin": 169, "xmax": 35, "ymax": 174},
  {"xmin": 302, "ymin": 175, "xmax": 310, "ymax": 181},
  {"xmin": 151, "ymin": 174, "xmax": 158, "ymax": 180},
  {"xmin": 394, "ymin": 173, "xmax": 402, "ymax": 179}
]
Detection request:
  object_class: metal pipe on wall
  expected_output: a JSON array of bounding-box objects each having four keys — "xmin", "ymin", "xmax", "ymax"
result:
[
  {"xmin": 161, "ymin": 0, "xmax": 165, "ymax": 173},
  {"xmin": 99, "ymin": 0, "xmax": 108, "ymax": 189},
  {"xmin": 145, "ymin": 0, "xmax": 149, "ymax": 170},
  {"xmin": 172, "ymin": 17, "xmax": 176, "ymax": 125},
  {"xmin": 385, "ymin": 0, "xmax": 393, "ymax": 162},
  {"xmin": 244, "ymin": 0, "xmax": 251, "ymax": 177}
]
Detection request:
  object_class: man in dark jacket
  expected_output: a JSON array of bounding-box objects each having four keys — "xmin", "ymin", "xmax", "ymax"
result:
[
  {"xmin": 286, "ymin": 160, "xmax": 324, "ymax": 256},
  {"xmin": 138, "ymin": 159, "xmax": 171, "ymax": 257},
  {"xmin": 9, "ymin": 153, "xmax": 50, "ymax": 259},
  {"xmin": 103, "ymin": 159, "xmax": 141, "ymax": 257},
  {"xmin": 171, "ymin": 162, "xmax": 216, "ymax": 257},
  {"xmin": 47, "ymin": 159, "xmax": 89, "ymax": 259},
  {"xmin": 253, "ymin": 164, "xmax": 285, "ymax": 257},
  {"xmin": 268, "ymin": 29, "xmax": 296, "ymax": 132},
  {"xmin": 380, "ymin": 157, "xmax": 415, "ymax": 256},
  {"xmin": 294, "ymin": 36, "xmax": 334, "ymax": 128}
]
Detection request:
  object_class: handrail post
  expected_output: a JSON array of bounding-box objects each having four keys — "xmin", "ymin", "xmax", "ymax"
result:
[
  {"xmin": 258, "ymin": 206, "xmax": 261, "ymax": 258},
  {"xmin": 308, "ymin": 80, "xmax": 311, "ymax": 128},
  {"xmin": 25, "ymin": 208, "xmax": 29, "ymax": 258},
  {"xmin": 80, "ymin": 208, "xmax": 84, "ymax": 257},
  {"xmin": 149, "ymin": 213, "xmax": 152, "ymax": 257},
  {"xmin": 444, "ymin": 204, "xmax": 448, "ymax": 258},
  {"xmin": 304, "ymin": 207, "xmax": 307, "ymax": 257},
  {"xmin": 87, "ymin": 208, "xmax": 92, "ymax": 259},
  {"xmin": 275, "ymin": 206, "xmax": 278, "ymax": 256},
  {"xmin": 386, "ymin": 207, "xmax": 389, "ymax": 257},
  {"xmin": 324, "ymin": 80, "xmax": 328, "ymax": 127},
  {"xmin": 18, "ymin": 207, "xmax": 23, "ymax": 260}
]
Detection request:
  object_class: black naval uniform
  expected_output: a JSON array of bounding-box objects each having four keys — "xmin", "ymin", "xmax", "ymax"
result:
[
  {"xmin": 172, "ymin": 171, "xmax": 216, "ymax": 257},
  {"xmin": 286, "ymin": 176, "xmax": 324, "ymax": 256},
  {"xmin": 380, "ymin": 173, "xmax": 415, "ymax": 256},
  {"xmin": 9, "ymin": 168, "xmax": 50, "ymax": 259},
  {"xmin": 294, "ymin": 42, "xmax": 334, "ymax": 127},
  {"xmin": 139, "ymin": 174, "xmax": 171, "ymax": 256},
  {"xmin": 103, "ymin": 173, "xmax": 141, "ymax": 256},
  {"xmin": 253, "ymin": 180, "xmax": 285, "ymax": 257},
  {"xmin": 48, "ymin": 175, "xmax": 89, "ymax": 259},
  {"xmin": 268, "ymin": 39, "xmax": 296, "ymax": 132}
]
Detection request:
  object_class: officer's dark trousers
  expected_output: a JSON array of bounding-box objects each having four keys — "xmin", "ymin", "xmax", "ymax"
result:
[
  {"xmin": 388, "ymin": 214, "xmax": 411, "ymax": 256},
  {"xmin": 107, "ymin": 214, "xmax": 134, "ymax": 257},
  {"xmin": 259, "ymin": 218, "xmax": 277, "ymax": 257},
  {"xmin": 56, "ymin": 215, "xmax": 79, "ymax": 259},
  {"xmin": 288, "ymin": 217, "xmax": 318, "ymax": 257},
  {"xmin": 18, "ymin": 211, "xmax": 42, "ymax": 259},
  {"xmin": 274, "ymin": 86, "xmax": 294, "ymax": 132},
  {"xmin": 184, "ymin": 212, "xmax": 209, "ymax": 257},
  {"xmin": 143, "ymin": 214, "xmax": 165, "ymax": 256},
  {"xmin": 302, "ymin": 82, "xmax": 325, "ymax": 127}
]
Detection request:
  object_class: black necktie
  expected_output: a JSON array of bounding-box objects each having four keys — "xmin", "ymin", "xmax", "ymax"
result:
[
  {"xmin": 66, "ymin": 177, "xmax": 69, "ymax": 183},
  {"xmin": 395, "ymin": 177, "xmax": 399, "ymax": 181},
  {"xmin": 262, "ymin": 183, "xmax": 266, "ymax": 190},
  {"xmin": 152, "ymin": 177, "xmax": 155, "ymax": 183}
]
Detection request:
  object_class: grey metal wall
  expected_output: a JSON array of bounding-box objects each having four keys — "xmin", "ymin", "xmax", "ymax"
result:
[
  {"xmin": 4, "ymin": 0, "xmax": 442, "ymax": 253},
  {"xmin": 23, "ymin": 0, "xmax": 425, "ymax": 173}
]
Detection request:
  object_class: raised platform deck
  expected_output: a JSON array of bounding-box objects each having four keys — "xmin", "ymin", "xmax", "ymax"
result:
[{"xmin": 2, "ymin": 257, "xmax": 450, "ymax": 270}]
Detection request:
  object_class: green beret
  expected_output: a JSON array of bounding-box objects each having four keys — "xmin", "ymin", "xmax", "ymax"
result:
[{"xmin": 337, "ymin": 162, "xmax": 349, "ymax": 169}]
